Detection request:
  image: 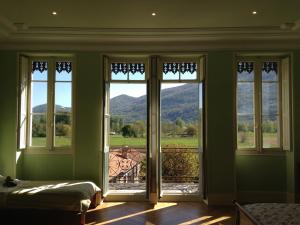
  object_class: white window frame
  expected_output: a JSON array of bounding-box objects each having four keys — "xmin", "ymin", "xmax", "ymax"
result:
[
  {"xmin": 235, "ymin": 55, "xmax": 291, "ymax": 153},
  {"xmin": 18, "ymin": 56, "xmax": 74, "ymax": 153}
]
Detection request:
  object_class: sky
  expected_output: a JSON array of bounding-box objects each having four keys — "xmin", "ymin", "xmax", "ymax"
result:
[
  {"xmin": 31, "ymin": 70, "xmax": 72, "ymax": 108},
  {"xmin": 110, "ymin": 83, "xmax": 185, "ymax": 99},
  {"xmin": 31, "ymin": 70, "xmax": 189, "ymax": 107}
]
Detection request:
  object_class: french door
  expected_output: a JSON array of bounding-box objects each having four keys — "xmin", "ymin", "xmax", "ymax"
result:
[{"xmin": 102, "ymin": 55, "xmax": 205, "ymax": 202}]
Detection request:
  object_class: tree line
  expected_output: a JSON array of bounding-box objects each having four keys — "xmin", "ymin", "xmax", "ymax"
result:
[{"xmin": 110, "ymin": 116, "xmax": 199, "ymax": 138}]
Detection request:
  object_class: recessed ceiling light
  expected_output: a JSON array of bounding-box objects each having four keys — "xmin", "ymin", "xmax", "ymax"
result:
[
  {"xmin": 152, "ymin": 12, "xmax": 156, "ymax": 16},
  {"xmin": 252, "ymin": 11, "xmax": 257, "ymax": 15},
  {"xmin": 52, "ymin": 11, "xmax": 57, "ymax": 16}
]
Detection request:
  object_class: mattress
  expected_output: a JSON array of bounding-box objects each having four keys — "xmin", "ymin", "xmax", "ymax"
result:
[
  {"xmin": 0, "ymin": 179, "xmax": 100, "ymax": 213},
  {"xmin": 243, "ymin": 203, "xmax": 300, "ymax": 225}
]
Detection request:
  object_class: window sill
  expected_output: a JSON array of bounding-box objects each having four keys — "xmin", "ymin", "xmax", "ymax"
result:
[
  {"xmin": 23, "ymin": 148, "xmax": 73, "ymax": 155},
  {"xmin": 236, "ymin": 149, "xmax": 288, "ymax": 156}
]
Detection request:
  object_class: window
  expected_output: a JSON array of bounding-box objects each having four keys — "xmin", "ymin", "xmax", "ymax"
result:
[
  {"xmin": 18, "ymin": 57, "xmax": 73, "ymax": 151},
  {"xmin": 236, "ymin": 56, "xmax": 290, "ymax": 151}
]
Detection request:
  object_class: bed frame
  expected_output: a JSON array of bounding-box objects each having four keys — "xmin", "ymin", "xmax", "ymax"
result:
[
  {"xmin": 80, "ymin": 191, "xmax": 102, "ymax": 225},
  {"xmin": 234, "ymin": 201, "xmax": 260, "ymax": 225}
]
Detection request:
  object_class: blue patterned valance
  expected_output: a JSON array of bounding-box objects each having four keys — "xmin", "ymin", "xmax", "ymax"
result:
[
  {"xmin": 56, "ymin": 62, "xmax": 72, "ymax": 73},
  {"xmin": 163, "ymin": 62, "xmax": 197, "ymax": 74},
  {"xmin": 32, "ymin": 61, "xmax": 48, "ymax": 73},
  {"xmin": 111, "ymin": 63, "xmax": 145, "ymax": 74},
  {"xmin": 262, "ymin": 62, "xmax": 277, "ymax": 73},
  {"xmin": 237, "ymin": 62, "xmax": 254, "ymax": 73},
  {"xmin": 237, "ymin": 61, "xmax": 277, "ymax": 73}
]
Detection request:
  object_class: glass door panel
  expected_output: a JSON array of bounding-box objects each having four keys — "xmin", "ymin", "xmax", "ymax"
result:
[
  {"xmin": 160, "ymin": 83, "xmax": 202, "ymax": 195},
  {"xmin": 108, "ymin": 83, "xmax": 147, "ymax": 194}
]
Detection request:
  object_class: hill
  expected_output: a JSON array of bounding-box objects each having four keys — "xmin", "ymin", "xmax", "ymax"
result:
[
  {"xmin": 110, "ymin": 83, "xmax": 201, "ymax": 123},
  {"xmin": 33, "ymin": 104, "xmax": 71, "ymax": 113}
]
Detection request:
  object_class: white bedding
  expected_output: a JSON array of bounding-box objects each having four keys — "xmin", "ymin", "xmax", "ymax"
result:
[{"xmin": 0, "ymin": 179, "xmax": 101, "ymax": 213}]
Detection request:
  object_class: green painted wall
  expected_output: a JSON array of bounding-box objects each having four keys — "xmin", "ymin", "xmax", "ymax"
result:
[
  {"xmin": 206, "ymin": 52, "xmax": 235, "ymax": 195},
  {"xmin": 74, "ymin": 53, "xmax": 102, "ymax": 184},
  {"xmin": 236, "ymin": 155, "xmax": 286, "ymax": 191},
  {"xmin": 0, "ymin": 51, "xmax": 17, "ymax": 177},
  {"xmin": 22, "ymin": 154, "xmax": 73, "ymax": 180},
  {"xmin": 293, "ymin": 51, "xmax": 300, "ymax": 201}
]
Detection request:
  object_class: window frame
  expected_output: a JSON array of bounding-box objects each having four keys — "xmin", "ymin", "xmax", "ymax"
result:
[
  {"xmin": 19, "ymin": 56, "xmax": 74, "ymax": 153},
  {"xmin": 235, "ymin": 56, "xmax": 286, "ymax": 153}
]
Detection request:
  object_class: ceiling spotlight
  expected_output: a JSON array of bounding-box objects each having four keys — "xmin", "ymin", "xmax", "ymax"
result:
[
  {"xmin": 252, "ymin": 11, "xmax": 257, "ymax": 15},
  {"xmin": 152, "ymin": 12, "xmax": 156, "ymax": 16},
  {"xmin": 52, "ymin": 11, "xmax": 57, "ymax": 16}
]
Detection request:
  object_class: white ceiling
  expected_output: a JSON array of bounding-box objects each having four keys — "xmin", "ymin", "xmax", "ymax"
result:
[{"xmin": 0, "ymin": 0, "xmax": 300, "ymax": 48}]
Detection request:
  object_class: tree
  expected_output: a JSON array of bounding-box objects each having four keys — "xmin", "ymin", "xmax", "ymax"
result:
[
  {"xmin": 121, "ymin": 125, "xmax": 137, "ymax": 137},
  {"xmin": 32, "ymin": 116, "xmax": 46, "ymax": 137},
  {"xmin": 185, "ymin": 125, "xmax": 197, "ymax": 137},
  {"xmin": 132, "ymin": 120, "xmax": 146, "ymax": 137},
  {"xmin": 110, "ymin": 116, "xmax": 124, "ymax": 133},
  {"xmin": 175, "ymin": 117, "xmax": 185, "ymax": 128}
]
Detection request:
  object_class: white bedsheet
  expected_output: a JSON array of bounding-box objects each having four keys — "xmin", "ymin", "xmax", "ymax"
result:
[{"xmin": 0, "ymin": 180, "xmax": 100, "ymax": 212}]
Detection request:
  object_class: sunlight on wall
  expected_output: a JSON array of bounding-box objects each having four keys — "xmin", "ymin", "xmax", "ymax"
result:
[{"xmin": 16, "ymin": 151, "xmax": 22, "ymax": 163}]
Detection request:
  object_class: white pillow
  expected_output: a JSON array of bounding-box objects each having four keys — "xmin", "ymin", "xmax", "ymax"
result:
[{"xmin": 0, "ymin": 175, "xmax": 4, "ymax": 182}]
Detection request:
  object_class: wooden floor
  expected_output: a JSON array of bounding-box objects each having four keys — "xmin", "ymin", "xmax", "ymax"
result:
[{"xmin": 1, "ymin": 202, "xmax": 235, "ymax": 225}]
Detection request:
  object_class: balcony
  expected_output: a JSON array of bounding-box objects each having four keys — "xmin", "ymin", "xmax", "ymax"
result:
[{"xmin": 109, "ymin": 147, "xmax": 200, "ymax": 194}]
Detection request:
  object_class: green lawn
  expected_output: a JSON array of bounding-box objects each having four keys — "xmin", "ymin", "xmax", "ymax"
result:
[
  {"xmin": 110, "ymin": 135, "xmax": 198, "ymax": 148},
  {"xmin": 237, "ymin": 132, "xmax": 279, "ymax": 148},
  {"xmin": 32, "ymin": 136, "xmax": 71, "ymax": 147}
]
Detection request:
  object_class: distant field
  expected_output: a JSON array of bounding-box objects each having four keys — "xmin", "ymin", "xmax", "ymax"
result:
[
  {"xmin": 110, "ymin": 135, "xmax": 199, "ymax": 148},
  {"xmin": 32, "ymin": 136, "xmax": 71, "ymax": 147},
  {"xmin": 237, "ymin": 132, "xmax": 279, "ymax": 148}
]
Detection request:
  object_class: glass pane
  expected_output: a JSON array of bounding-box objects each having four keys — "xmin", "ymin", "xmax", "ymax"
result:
[
  {"xmin": 262, "ymin": 62, "xmax": 278, "ymax": 81},
  {"xmin": 111, "ymin": 71, "xmax": 127, "ymax": 80},
  {"xmin": 237, "ymin": 62, "xmax": 254, "ymax": 81},
  {"xmin": 129, "ymin": 71, "xmax": 145, "ymax": 81},
  {"xmin": 237, "ymin": 114, "xmax": 255, "ymax": 149},
  {"xmin": 31, "ymin": 82, "xmax": 47, "ymax": 112},
  {"xmin": 32, "ymin": 61, "xmax": 48, "ymax": 81},
  {"xmin": 237, "ymin": 70, "xmax": 254, "ymax": 81},
  {"xmin": 161, "ymin": 83, "xmax": 200, "ymax": 194},
  {"xmin": 31, "ymin": 114, "xmax": 47, "ymax": 147},
  {"xmin": 55, "ymin": 82, "xmax": 72, "ymax": 113},
  {"xmin": 56, "ymin": 62, "xmax": 72, "ymax": 81},
  {"xmin": 262, "ymin": 83, "xmax": 278, "ymax": 115},
  {"xmin": 181, "ymin": 71, "xmax": 197, "ymax": 80},
  {"xmin": 262, "ymin": 70, "xmax": 278, "ymax": 81},
  {"xmin": 262, "ymin": 115, "xmax": 280, "ymax": 148},
  {"xmin": 56, "ymin": 70, "xmax": 72, "ymax": 81},
  {"xmin": 55, "ymin": 113, "xmax": 72, "ymax": 147},
  {"xmin": 109, "ymin": 83, "xmax": 147, "ymax": 193},
  {"xmin": 163, "ymin": 71, "xmax": 180, "ymax": 80},
  {"xmin": 237, "ymin": 82, "xmax": 254, "ymax": 114}
]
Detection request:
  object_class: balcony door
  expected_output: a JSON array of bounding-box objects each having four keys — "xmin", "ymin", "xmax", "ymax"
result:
[
  {"xmin": 103, "ymin": 57, "xmax": 149, "ymax": 198},
  {"xmin": 103, "ymin": 56, "xmax": 204, "ymax": 201},
  {"xmin": 159, "ymin": 58, "xmax": 204, "ymax": 200}
]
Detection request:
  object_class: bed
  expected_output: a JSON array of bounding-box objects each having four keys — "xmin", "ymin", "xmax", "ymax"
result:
[
  {"xmin": 234, "ymin": 201, "xmax": 300, "ymax": 225},
  {"xmin": 0, "ymin": 175, "xmax": 101, "ymax": 225}
]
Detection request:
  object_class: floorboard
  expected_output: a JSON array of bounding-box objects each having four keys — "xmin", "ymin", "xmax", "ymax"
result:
[{"xmin": 0, "ymin": 202, "xmax": 235, "ymax": 225}]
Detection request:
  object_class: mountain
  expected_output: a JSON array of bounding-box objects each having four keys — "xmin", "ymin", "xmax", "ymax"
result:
[
  {"xmin": 33, "ymin": 104, "xmax": 71, "ymax": 113},
  {"xmin": 110, "ymin": 83, "xmax": 201, "ymax": 123}
]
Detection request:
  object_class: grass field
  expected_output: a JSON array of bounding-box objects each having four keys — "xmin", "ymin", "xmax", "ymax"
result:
[
  {"xmin": 237, "ymin": 132, "xmax": 279, "ymax": 148},
  {"xmin": 32, "ymin": 136, "xmax": 71, "ymax": 147},
  {"xmin": 110, "ymin": 135, "xmax": 198, "ymax": 148}
]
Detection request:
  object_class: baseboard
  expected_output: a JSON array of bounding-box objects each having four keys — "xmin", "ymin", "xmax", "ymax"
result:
[
  {"xmin": 206, "ymin": 193, "xmax": 235, "ymax": 206},
  {"xmin": 237, "ymin": 191, "xmax": 287, "ymax": 203},
  {"xmin": 286, "ymin": 192, "xmax": 295, "ymax": 203}
]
